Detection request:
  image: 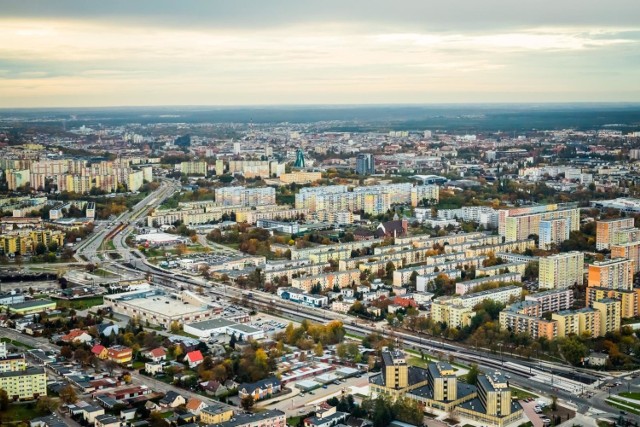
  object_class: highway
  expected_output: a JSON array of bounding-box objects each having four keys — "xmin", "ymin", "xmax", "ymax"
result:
[{"xmin": 75, "ymin": 179, "xmax": 181, "ymax": 264}]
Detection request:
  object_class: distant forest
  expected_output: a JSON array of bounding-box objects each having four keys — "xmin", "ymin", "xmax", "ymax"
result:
[{"xmin": 1, "ymin": 103, "xmax": 639, "ymax": 132}]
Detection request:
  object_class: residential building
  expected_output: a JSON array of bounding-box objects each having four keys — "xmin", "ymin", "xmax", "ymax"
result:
[
  {"xmin": 238, "ymin": 377, "xmax": 282, "ymax": 401},
  {"xmin": 356, "ymin": 153, "xmax": 375, "ymax": 175},
  {"xmin": 211, "ymin": 409, "xmax": 285, "ymax": 427},
  {"xmin": 538, "ymin": 252, "xmax": 584, "ymax": 290},
  {"xmin": 180, "ymin": 161, "xmax": 207, "ymax": 176},
  {"xmin": 552, "ymin": 308, "xmax": 601, "ymax": 338},
  {"xmin": 538, "ymin": 218, "xmax": 570, "ymax": 249},
  {"xmin": 0, "ymin": 367, "xmax": 47, "ymax": 400},
  {"xmin": 199, "ymin": 403, "xmax": 234, "ymax": 424},
  {"xmin": 525, "ymin": 288, "xmax": 574, "ymax": 313},
  {"xmin": 279, "ymin": 171, "xmax": 322, "ymax": 184},
  {"xmin": 588, "ymin": 258, "xmax": 634, "ymax": 291},
  {"xmin": 215, "ymin": 186, "xmax": 276, "ymax": 207},
  {"xmin": 593, "ymin": 298, "xmax": 622, "ymax": 336},
  {"xmin": 596, "ymin": 217, "xmax": 635, "ymax": 250},
  {"xmin": 611, "ymin": 241, "xmax": 640, "ymax": 273},
  {"xmin": 106, "ymin": 346, "xmax": 133, "ymax": 365}
]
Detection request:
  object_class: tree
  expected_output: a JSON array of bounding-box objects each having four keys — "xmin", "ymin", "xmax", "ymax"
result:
[
  {"xmin": 0, "ymin": 389, "xmax": 8, "ymax": 411},
  {"xmin": 59, "ymin": 384, "xmax": 78, "ymax": 404},
  {"xmin": 240, "ymin": 395, "xmax": 255, "ymax": 410},
  {"xmin": 314, "ymin": 342, "xmax": 324, "ymax": 357},
  {"xmin": 36, "ymin": 396, "xmax": 59, "ymax": 414},
  {"xmin": 466, "ymin": 364, "xmax": 480, "ymax": 386},
  {"xmin": 229, "ymin": 333, "xmax": 237, "ymax": 349}
]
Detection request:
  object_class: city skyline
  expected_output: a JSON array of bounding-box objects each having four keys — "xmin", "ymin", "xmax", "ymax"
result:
[{"xmin": 1, "ymin": 0, "xmax": 639, "ymax": 108}]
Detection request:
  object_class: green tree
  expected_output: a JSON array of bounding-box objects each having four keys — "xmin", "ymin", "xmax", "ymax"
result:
[{"xmin": 466, "ymin": 364, "xmax": 480, "ymax": 386}]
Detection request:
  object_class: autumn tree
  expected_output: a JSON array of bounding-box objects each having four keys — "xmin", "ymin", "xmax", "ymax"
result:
[
  {"xmin": 59, "ymin": 384, "xmax": 78, "ymax": 404},
  {"xmin": 240, "ymin": 395, "xmax": 255, "ymax": 410}
]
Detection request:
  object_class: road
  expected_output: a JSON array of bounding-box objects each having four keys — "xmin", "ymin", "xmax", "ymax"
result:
[{"xmin": 75, "ymin": 179, "xmax": 181, "ymax": 264}]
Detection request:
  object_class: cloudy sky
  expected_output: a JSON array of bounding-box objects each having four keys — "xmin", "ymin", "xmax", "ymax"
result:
[{"xmin": 1, "ymin": 0, "xmax": 639, "ymax": 107}]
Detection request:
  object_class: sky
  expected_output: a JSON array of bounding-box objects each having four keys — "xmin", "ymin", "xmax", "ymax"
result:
[{"xmin": 0, "ymin": 0, "xmax": 639, "ymax": 108}]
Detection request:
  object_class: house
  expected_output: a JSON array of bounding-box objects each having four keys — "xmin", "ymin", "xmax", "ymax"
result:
[
  {"xmin": 91, "ymin": 345, "xmax": 108, "ymax": 359},
  {"xmin": 185, "ymin": 397, "xmax": 208, "ymax": 415},
  {"xmin": 375, "ymin": 218, "xmax": 408, "ymax": 239},
  {"xmin": 238, "ymin": 377, "xmax": 282, "ymax": 401},
  {"xmin": 145, "ymin": 362, "xmax": 164, "ymax": 376},
  {"xmin": 142, "ymin": 347, "xmax": 166, "ymax": 362},
  {"xmin": 106, "ymin": 346, "xmax": 133, "ymax": 365},
  {"xmin": 95, "ymin": 414, "xmax": 120, "ymax": 427},
  {"xmin": 199, "ymin": 380, "xmax": 228, "ymax": 397},
  {"xmin": 199, "ymin": 403, "xmax": 234, "ymax": 425},
  {"xmin": 159, "ymin": 391, "xmax": 186, "ymax": 408},
  {"xmin": 23, "ymin": 323, "xmax": 45, "ymax": 336},
  {"xmin": 184, "ymin": 350, "xmax": 203, "ymax": 368},
  {"xmin": 60, "ymin": 329, "xmax": 93, "ymax": 345},
  {"xmin": 588, "ymin": 352, "xmax": 609, "ymax": 367},
  {"xmin": 97, "ymin": 323, "xmax": 119, "ymax": 337}
]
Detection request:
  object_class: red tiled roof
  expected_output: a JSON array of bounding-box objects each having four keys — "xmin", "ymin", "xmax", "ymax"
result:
[
  {"xmin": 149, "ymin": 347, "xmax": 166, "ymax": 358},
  {"xmin": 186, "ymin": 350, "xmax": 203, "ymax": 362},
  {"xmin": 185, "ymin": 398, "xmax": 204, "ymax": 411},
  {"xmin": 91, "ymin": 344, "xmax": 105, "ymax": 355}
]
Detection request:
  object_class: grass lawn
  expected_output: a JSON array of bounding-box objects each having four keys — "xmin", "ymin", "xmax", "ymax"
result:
[
  {"xmin": 407, "ymin": 355, "xmax": 433, "ymax": 368},
  {"xmin": 107, "ymin": 240, "xmax": 116, "ymax": 251},
  {"xmin": 1, "ymin": 403, "xmax": 41, "ymax": 424},
  {"xmin": 345, "ymin": 332, "xmax": 365, "ymax": 340},
  {"xmin": 606, "ymin": 398, "xmax": 640, "ymax": 415},
  {"xmin": 95, "ymin": 268, "xmax": 117, "ymax": 278},
  {"xmin": 0, "ymin": 337, "xmax": 35, "ymax": 350},
  {"xmin": 55, "ymin": 296, "xmax": 104, "ymax": 310},
  {"xmin": 132, "ymin": 360, "xmax": 145, "ymax": 370},
  {"xmin": 287, "ymin": 416, "xmax": 302, "ymax": 426},
  {"xmin": 510, "ymin": 387, "xmax": 537, "ymax": 400},
  {"xmin": 619, "ymin": 392, "xmax": 640, "ymax": 401}
]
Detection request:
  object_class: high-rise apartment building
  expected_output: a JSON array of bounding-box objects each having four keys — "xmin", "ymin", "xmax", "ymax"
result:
[
  {"xmin": 538, "ymin": 252, "xmax": 584, "ymax": 289},
  {"xmin": 214, "ymin": 186, "xmax": 276, "ymax": 207},
  {"xmin": 588, "ymin": 258, "xmax": 634, "ymax": 291},
  {"xmin": 596, "ymin": 217, "xmax": 635, "ymax": 250},
  {"xmin": 592, "ymin": 298, "xmax": 621, "ymax": 336},
  {"xmin": 538, "ymin": 218, "xmax": 570, "ymax": 249},
  {"xmin": 356, "ymin": 153, "xmax": 375, "ymax": 175},
  {"xmin": 611, "ymin": 241, "xmax": 640, "ymax": 273}
]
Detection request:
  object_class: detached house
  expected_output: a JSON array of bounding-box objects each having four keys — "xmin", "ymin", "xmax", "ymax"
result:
[
  {"xmin": 91, "ymin": 345, "xmax": 108, "ymax": 359},
  {"xmin": 60, "ymin": 329, "xmax": 93, "ymax": 345},
  {"xmin": 185, "ymin": 350, "xmax": 203, "ymax": 368},
  {"xmin": 185, "ymin": 397, "xmax": 208, "ymax": 415},
  {"xmin": 142, "ymin": 347, "xmax": 166, "ymax": 362},
  {"xmin": 238, "ymin": 377, "xmax": 281, "ymax": 402}
]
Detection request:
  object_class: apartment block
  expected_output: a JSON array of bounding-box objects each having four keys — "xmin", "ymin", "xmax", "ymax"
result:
[
  {"xmin": 525, "ymin": 288, "xmax": 574, "ymax": 313},
  {"xmin": 0, "ymin": 230, "xmax": 65, "ymax": 256},
  {"xmin": 291, "ymin": 269, "xmax": 361, "ymax": 292},
  {"xmin": 587, "ymin": 258, "xmax": 634, "ymax": 291},
  {"xmin": 6, "ymin": 169, "xmax": 30, "ymax": 190},
  {"xmin": 612, "ymin": 227, "xmax": 640, "ymax": 245},
  {"xmin": 539, "ymin": 218, "xmax": 570, "ymax": 249},
  {"xmin": 179, "ymin": 161, "xmax": 207, "ymax": 176},
  {"xmin": 538, "ymin": 252, "xmax": 584, "ymax": 290},
  {"xmin": 586, "ymin": 287, "xmax": 639, "ymax": 319},
  {"xmin": 0, "ymin": 367, "xmax": 47, "ymax": 400},
  {"xmin": 504, "ymin": 207, "xmax": 579, "ymax": 242},
  {"xmin": 279, "ymin": 171, "xmax": 322, "ymax": 184},
  {"xmin": 410, "ymin": 185, "xmax": 440, "ymax": 207},
  {"xmin": 552, "ymin": 308, "xmax": 601, "ymax": 338},
  {"xmin": 498, "ymin": 310, "xmax": 557, "ymax": 340},
  {"xmin": 214, "ymin": 186, "xmax": 276, "ymax": 207},
  {"xmin": 611, "ymin": 241, "xmax": 640, "ymax": 273},
  {"xmin": 593, "ymin": 298, "xmax": 622, "ymax": 336},
  {"xmin": 596, "ymin": 217, "xmax": 635, "ymax": 250},
  {"xmin": 430, "ymin": 299, "xmax": 474, "ymax": 328}
]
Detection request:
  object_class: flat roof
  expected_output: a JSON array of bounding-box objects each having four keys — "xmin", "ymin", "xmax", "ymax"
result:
[
  {"xmin": 8, "ymin": 299, "xmax": 55, "ymax": 309},
  {"xmin": 186, "ymin": 318, "xmax": 235, "ymax": 331},
  {"xmin": 118, "ymin": 294, "xmax": 210, "ymax": 317},
  {"xmin": 227, "ymin": 324, "xmax": 262, "ymax": 334}
]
